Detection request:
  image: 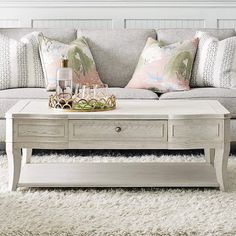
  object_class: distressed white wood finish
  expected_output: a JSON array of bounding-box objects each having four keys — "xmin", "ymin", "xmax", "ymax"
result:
[
  {"xmin": 0, "ymin": 1, "xmax": 236, "ymax": 29},
  {"xmin": 214, "ymin": 144, "xmax": 230, "ymax": 191},
  {"xmin": 214, "ymin": 118, "xmax": 231, "ymax": 191},
  {"xmin": 5, "ymin": 100, "xmax": 230, "ymax": 191},
  {"xmin": 18, "ymin": 163, "xmax": 218, "ymax": 188},
  {"xmin": 168, "ymin": 120, "xmax": 224, "ymax": 145},
  {"xmin": 22, "ymin": 148, "xmax": 32, "ymax": 164},
  {"xmin": 69, "ymin": 120, "xmax": 167, "ymax": 142},
  {"xmin": 14, "ymin": 119, "xmax": 68, "ymax": 143},
  {"xmin": 205, "ymin": 148, "xmax": 215, "ymax": 165},
  {"xmin": 6, "ymin": 144, "xmax": 21, "ymax": 191},
  {"xmin": 5, "ymin": 100, "xmax": 230, "ymax": 120}
]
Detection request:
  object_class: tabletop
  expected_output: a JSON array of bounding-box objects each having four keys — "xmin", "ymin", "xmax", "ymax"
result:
[{"xmin": 5, "ymin": 99, "xmax": 230, "ymax": 120}]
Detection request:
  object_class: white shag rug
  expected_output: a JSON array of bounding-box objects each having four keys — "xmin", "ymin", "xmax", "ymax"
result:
[{"xmin": 1, "ymin": 151, "xmax": 236, "ymax": 236}]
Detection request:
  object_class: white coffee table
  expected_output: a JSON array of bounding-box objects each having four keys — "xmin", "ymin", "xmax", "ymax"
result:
[{"xmin": 5, "ymin": 99, "xmax": 230, "ymax": 191}]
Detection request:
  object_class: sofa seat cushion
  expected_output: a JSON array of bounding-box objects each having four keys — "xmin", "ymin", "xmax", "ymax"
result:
[
  {"xmin": 160, "ymin": 88, "xmax": 236, "ymax": 117},
  {"xmin": 109, "ymin": 88, "xmax": 158, "ymax": 100},
  {"xmin": 0, "ymin": 88, "xmax": 158, "ymax": 119}
]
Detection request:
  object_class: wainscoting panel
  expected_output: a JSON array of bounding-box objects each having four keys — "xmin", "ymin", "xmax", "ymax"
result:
[
  {"xmin": 32, "ymin": 19, "xmax": 113, "ymax": 29},
  {"xmin": 125, "ymin": 19, "xmax": 205, "ymax": 29},
  {"xmin": 217, "ymin": 19, "xmax": 236, "ymax": 29},
  {"xmin": 0, "ymin": 20, "xmax": 20, "ymax": 28},
  {"xmin": 0, "ymin": 1, "xmax": 236, "ymax": 30}
]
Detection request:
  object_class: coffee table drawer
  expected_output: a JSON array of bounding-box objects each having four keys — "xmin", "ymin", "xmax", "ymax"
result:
[
  {"xmin": 69, "ymin": 120, "xmax": 167, "ymax": 142},
  {"xmin": 14, "ymin": 119, "xmax": 68, "ymax": 142},
  {"xmin": 168, "ymin": 120, "xmax": 223, "ymax": 143}
]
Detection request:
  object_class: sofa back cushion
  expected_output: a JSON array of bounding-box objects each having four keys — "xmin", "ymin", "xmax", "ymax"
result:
[
  {"xmin": 0, "ymin": 32, "xmax": 45, "ymax": 90},
  {"xmin": 156, "ymin": 28, "xmax": 236, "ymax": 44},
  {"xmin": 191, "ymin": 31, "xmax": 236, "ymax": 88},
  {"xmin": 39, "ymin": 34, "xmax": 103, "ymax": 91},
  {"xmin": 77, "ymin": 29, "xmax": 156, "ymax": 87},
  {"xmin": 0, "ymin": 28, "xmax": 77, "ymax": 43},
  {"xmin": 0, "ymin": 28, "xmax": 76, "ymax": 90},
  {"xmin": 126, "ymin": 37, "xmax": 198, "ymax": 93}
]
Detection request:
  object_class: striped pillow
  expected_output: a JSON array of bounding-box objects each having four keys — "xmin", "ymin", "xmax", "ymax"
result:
[
  {"xmin": 191, "ymin": 31, "xmax": 236, "ymax": 88},
  {"xmin": 0, "ymin": 32, "xmax": 44, "ymax": 90}
]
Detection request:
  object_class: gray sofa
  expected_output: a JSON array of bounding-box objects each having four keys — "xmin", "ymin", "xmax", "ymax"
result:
[{"xmin": 1, "ymin": 28, "xmax": 236, "ymax": 148}]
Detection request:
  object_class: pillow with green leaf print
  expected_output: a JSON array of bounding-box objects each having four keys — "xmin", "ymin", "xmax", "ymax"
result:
[
  {"xmin": 126, "ymin": 37, "xmax": 199, "ymax": 93},
  {"xmin": 39, "ymin": 34, "xmax": 103, "ymax": 91}
]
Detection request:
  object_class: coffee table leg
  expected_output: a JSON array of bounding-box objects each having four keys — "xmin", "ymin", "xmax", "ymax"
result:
[
  {"xmin": 22, "ymin": 148, "xmax": 32, "ymax": 164},
  {"xmin": 204, "ymin": 148, "xmax": 215, "ymax": 166},
  {"xmin": 214, "ymin": 143, "xmax": 230, "ymax": 191},
  {"xmin": 6, "ymin": 145, "xmax": 21, "ymax": 191}
]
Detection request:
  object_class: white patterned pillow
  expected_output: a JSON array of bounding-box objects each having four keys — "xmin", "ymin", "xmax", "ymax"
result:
[
  {"xmin": 39, "ymin": 34, "xmax": 103, "ymax": 91},
  {"xmin": 191, "ymin": 31, "xmax": 236, "ymax": 88},
  {"xmin": 0, "ymin": 32, "xmax": 44, "ymax": 90}
]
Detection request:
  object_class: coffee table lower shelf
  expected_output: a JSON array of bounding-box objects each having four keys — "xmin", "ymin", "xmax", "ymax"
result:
[{"xmin": 18, "ymin": 162, "xmax": 219, "ymax": 188}]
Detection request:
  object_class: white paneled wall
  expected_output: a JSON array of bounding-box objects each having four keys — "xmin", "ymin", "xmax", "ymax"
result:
[
  {"xmin": 125, "ymin": 19, "xmax": 205, "ymax": 29},
  {"xmin": 218, "ymin": 20, "xmax": 236, "ymax": 29},
  {"xmin": 0, "ymin": 1, "xmax": 236, "ymax": 30},
  {"xmin": 32, "ymin": 19, "xmax": 112, "ymax": 29},
  {"xmin": 0, "ymin": 20, "xmax": 20, "ymax": 28}
]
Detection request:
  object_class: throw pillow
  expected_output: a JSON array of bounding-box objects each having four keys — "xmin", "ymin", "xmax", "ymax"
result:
[
  {"xmin": 38, "ymin": 34, "xmax": 103, "ymax": 91},
  {"xmin": 0, "ymin": 32, "xmax": 44, "ymax": 90},
  {"xmin": 191, "ymin": 31, "xmax": 236, "ymax": 88},
  {"xmin": 126, "ymin": 37, "xmax": 198, "ymax": 93}
]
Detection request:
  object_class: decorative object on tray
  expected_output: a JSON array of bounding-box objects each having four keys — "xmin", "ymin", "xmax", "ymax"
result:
[
  {"xmin": 49, "ymin": 57, "xmax": 116, "ymax": 112},
  {"xmin": 38, "ymin": 33, "xmax": 103, "ymax": 91},
  {"xmin": 49, "ymin": 84, "xmax": 116, "ymax": 112},
  {"xmin": 126, "ymin": 37, "xmax": 199, "ymax": 93}
]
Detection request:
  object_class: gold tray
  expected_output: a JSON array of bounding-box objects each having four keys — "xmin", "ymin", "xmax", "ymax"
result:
[{"xmin": 49, "ymin": 93, "xmax": 116, "ymax": 112}]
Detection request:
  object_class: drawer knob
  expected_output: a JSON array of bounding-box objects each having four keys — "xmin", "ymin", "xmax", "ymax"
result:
[{"xmin": 115, "ymin": 127, "xmax": 122, "ymax": 132}]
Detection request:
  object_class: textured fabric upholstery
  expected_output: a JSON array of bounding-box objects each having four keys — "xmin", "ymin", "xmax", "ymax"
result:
[
  {"xmin": 160, "ymin": 88, "xmax": 236, "ymax": 117},
  {"xmin": 156, "ymin": 28, "xmax": 236, "ymax": 44},
  {"xmin": 108, "ymin": 88, "xmax": 158, "ymax": 100},
  {"xmin": 0, "ymin": 28, "xmax": 77, "ymax": 43},
  {"xmin": 0, "ymin": 88, "xmax": 158, "ymax": 119},
  {"xmin": 77, "ymin": 29, "xmax": 157, "ymax": 87},
  {"xmin": 191, "ymin": 32, "xmax": 236, "ymax": 88}
]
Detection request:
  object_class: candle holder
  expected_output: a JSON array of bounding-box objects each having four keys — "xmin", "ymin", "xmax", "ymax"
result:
[{"xmin": 49, "ymin": 84, "xmax": 116, "ymax": 112}]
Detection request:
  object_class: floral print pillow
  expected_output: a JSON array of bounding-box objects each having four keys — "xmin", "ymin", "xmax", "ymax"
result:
[
  {"xmin": 126, "ymin": 37, "xmax": 199, "ymax": 93},
  {"xmin": 39, "ymin": 34, "xmax": 103, "ymax": 91}
]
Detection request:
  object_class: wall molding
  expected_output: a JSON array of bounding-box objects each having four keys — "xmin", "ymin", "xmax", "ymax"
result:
[
  {"xmin": 2, "ymin": 0, "xmax": 236, "ymax": 8},
  {"xmin": 0, "ymin": 0, "xmax": 235, "ymax": 29}
]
